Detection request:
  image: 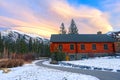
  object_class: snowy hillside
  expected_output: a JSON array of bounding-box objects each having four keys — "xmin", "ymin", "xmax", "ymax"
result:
[
  {"xmin": 0, "ymin": 30, "xmax": 49, "ymax": 44},
  {"xmin": 107, "ymin": 31, "xmax": 120, "ymax": 40}
]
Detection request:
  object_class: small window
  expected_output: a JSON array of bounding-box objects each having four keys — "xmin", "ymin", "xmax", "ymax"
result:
[
  {"xmin": 70, "ymin": 44, "xmax": 74, "ymax": 50},
  {"xmin": 104, "ymin": 44, "xmax": 108, "ymax": 50},
  {"xmin": 58, "ymin": 44, "xmax": 63, "ymax": 51},
  {"xmin": 81, "ymin": 44, "xmax": 85, "ymax": 50},
  {"xmin": 92, "ymin": 44, "xmax": 96, "ymax": 50}
]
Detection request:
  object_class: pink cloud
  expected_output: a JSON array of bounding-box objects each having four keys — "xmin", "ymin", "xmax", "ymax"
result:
[
  {"xmin": 101, "ymin": 0, "xmax": 120, "ymax": 30},
  {"xmin": 0, "ymin": 0, "xmax": 113, "ymax": 38}
]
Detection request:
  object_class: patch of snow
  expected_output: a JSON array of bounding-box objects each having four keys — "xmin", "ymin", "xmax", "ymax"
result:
[
  {"xmin": 63, "ymin": 57, "xmax": 120, "ymax": 72},
  {"xmin": 0, "ymin": 29, "xmax": 49, "ymax": 44},
  {"xmin": 0, "ymin": 60, "xmax": 99, "ymax": 80},
  {"xmin": 11, "ymin": 30, "xmax": 44, "ymax": 39},
  {"xmin": 1, "ymin": 29, "xmax": 44, "ymax": 39}
]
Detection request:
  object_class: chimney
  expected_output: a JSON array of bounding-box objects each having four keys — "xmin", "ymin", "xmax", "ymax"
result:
[{"xmin": 97, "ymin": 31, "xmax": 102, "ymax": 35}]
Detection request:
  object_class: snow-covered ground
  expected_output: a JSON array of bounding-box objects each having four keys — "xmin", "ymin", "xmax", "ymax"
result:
[
  {"xmin": 62, "ymin": 56, "xmax": 120, "ymax": 72},
  {"xmin": 43, "ymin": 56, "xmax": 120, "ymax": 72},
  {"xmin": 0, "ymin": 60, "xmax": 99, "ymax": 80}
]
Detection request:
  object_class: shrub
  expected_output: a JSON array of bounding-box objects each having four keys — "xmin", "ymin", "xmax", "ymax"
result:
[
  {"xmin": 93, "ymin": 67, "xmax": 102, "ymax": 70},
  {"xmin": 103, "ymin": 68, "xmax": 113, "ymax": 71},
  {"xmin": 51, "ymin": 51, "xmax": 66, "ymax": 61},
  {"xmin": 0, "ymin": 59, "xmax": 24, "ymax": 68},
  {"xmin": 13, "ymin": 60, "xmax": 19, "ymax": 67},
  {"xmin": 23, "ymin": 54, "xmax": 35, "ymax": 61},
  {"xmin": 19, "ymin": 59, "xmax": 24, "ymax": 66},
  {"xmin": 0, "ymin": 61, "xmax": 6, "ymax": 68},
  {"xmin": 117, "ymin": 70, "xmax": 120, "ymax": 72},
  {"xmin": 50, "ymin": 60, "xmax": 58, "ymax": 64},
  {"xmin": 7, "ymin": 60, "xmax": 13, "ymax": 68}
]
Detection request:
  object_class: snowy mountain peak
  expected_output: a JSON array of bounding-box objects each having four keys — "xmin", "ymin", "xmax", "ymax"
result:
[
  {"xmin": 0, "ymin": 30, "xmax": 49, "ymax": 44},
  {"xmin": 107, "ymin": 31, "xmax": 120, "ymax": 41}
]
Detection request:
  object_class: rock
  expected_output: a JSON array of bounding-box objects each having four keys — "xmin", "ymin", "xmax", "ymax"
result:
[{"xmin": 2, "ymin": 68, "xmax": 11, "ymax": 73}]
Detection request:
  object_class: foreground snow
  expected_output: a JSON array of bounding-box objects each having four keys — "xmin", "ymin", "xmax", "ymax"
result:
[
  {"xmin": 63, "ymin": 56, "xmax": 120, "ymax": 72},
  {"xmin": 0, "ymin": 60, "xmax": 99, "ymax": 80}
]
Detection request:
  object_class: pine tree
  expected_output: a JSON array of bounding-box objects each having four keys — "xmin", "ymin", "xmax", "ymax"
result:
[
  {"xmin": 16, "ymin": 38, "xmax": 28, "ymax": 54},
  {"xmin": 20, "ymin": 38, "xmax": 28, "ymax": 54},
  {"xmin": 37, "ymin": 42, "xmax": 42, "ymax": 57},
  {"xmin": 8, "ymin": 42, "xmax": 16, "ymax": 57},
  {"xmin": 28, "ymin": 37, "xmax": 33, "ymax": 53},
  {"xmin": 16, "ymin": 38, "xmax": 21, "ymax": 54},
  {"xmin": 44, "ymin": 44, "xmax": 50, "ymax": 57},
  {"xmin": 4, "ymin": 39, "xmax": 9, "ymax": 58},
  {"xmin": 68, "ymin": 19, "xmax": 78, "ymax": 34},
  {"xmin": 0, "ymin": 32, "xmax": 4, "ymax": 58},
  {"xmin": 32, "ymin": 39, "xmax": 41, "ymax": 58},
  {"xmin": 33, "ymin": 40, "xmax": 39, "ymax": 53},
  {"xmin": 59, "ymin": 23, "xmax": 66, "ymax": 34}
]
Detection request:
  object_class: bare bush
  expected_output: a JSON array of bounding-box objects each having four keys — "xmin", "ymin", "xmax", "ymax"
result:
[{"xmin": 0, "ymin": 59, "xmax": 24, "ymax": 68}]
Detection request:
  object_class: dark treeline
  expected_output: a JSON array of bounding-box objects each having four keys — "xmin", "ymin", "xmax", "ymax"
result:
[{"xmin": 0, "ymin": 32, "xmax": 50, "ymax": 59}]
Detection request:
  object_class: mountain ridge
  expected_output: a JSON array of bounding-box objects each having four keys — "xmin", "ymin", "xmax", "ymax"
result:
[{"xmin": 0, "ymin": 30, "xmax": 49, "ymax": 44}]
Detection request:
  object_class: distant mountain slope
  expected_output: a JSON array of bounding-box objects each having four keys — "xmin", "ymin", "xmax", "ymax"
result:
[
  {"xmin": 107, "ymin": 31, "xmax": 120, "ymax": 41},
  {"xmin": 0, "ymin": 30, "xmax": 49, "ymax": 44}
]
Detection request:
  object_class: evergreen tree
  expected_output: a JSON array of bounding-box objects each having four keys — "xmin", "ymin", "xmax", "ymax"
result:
[
  {"xmin": 4, "ymin": 39, "xmax": 9, "ymax": 58},
  {"xmin": 8, "ymin": 42, "xmax": 16, "ymax": 54},
  {"xmin": 20, "ymin": 38, "xmax": 28, "ymax": 54},
  {"xmin": 44, "ymin": 44, "xmax": 50, "ymax": 57},
  {"xmin": 8, "ymin": 42, "xmax": 13, "ymax": 58},
  {"xmin": 68, "ymin": 19, "xmax": 78, "ymax": 34},
  {"xmin": 16, "ymin": 38, "xmax": 28, "ymax": 54},
  {"xmin": 28, "ymin": 37, "xmax": 33, "ymax": 53},
  {"xmin": 0, "ymin": 32, "xmax": 51, "ymax": 59},
  {"xmin": 51, "ymin": 51, "xmax": 66, "ymax": 61},
  {"xmin": 59, "ymin": 23, "xmax": 66, "ymax": 34},
  {"xmin": 16, "ymin": 38, "xmax": 21, "ymax": 54},
  {"xmin": 0, "ymin": 33, "xmax": 4, "ymax": 58},
  {"xmin": 37, "ymin": 42, "xmax": 42, "ymax": 57},
  {"xmin": 32, "ymin": 40, "xmax": 41, "ymax": 58},
  {"xmin": 33, "ymin": 40, "xmax": 39, "ymax": 53}
]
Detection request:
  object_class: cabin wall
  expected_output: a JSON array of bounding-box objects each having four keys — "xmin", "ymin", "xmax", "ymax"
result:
[
  {"xmin": 50, "ymin": 42, "xmax": 115, "ymax": 53},
  {"xmin": 114, "ymin": 42, "xmax": 120, "ymax": 53}
]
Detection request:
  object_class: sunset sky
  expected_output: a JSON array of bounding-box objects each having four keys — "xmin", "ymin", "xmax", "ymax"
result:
[{"xmin": 0, "ymin": 0, "xmax": 120, "ymax": 38}]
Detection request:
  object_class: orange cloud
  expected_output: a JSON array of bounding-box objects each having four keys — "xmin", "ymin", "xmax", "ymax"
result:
[
  {"xmin": 0, "ymin": 0, "xmax": 113, "ymax": 38},
  {"xmin": 0, "ymin": 16, "xmax": 58, "ymax": 38},
  {"xmin": 51, "ymin": 1, "xmax": 113, "ymax": 33}
]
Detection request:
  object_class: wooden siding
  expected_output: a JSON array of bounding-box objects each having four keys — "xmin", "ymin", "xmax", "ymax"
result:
[
  {"xmin": 114, "ymin": 42, "xmax": 120, "ymax": 52},
  {"xmin": 50, "ymin": 42, "xmax": 115, "ymax": 53}
]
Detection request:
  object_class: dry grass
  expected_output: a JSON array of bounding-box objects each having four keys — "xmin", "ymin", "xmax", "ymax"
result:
[
  {"xmin": 24, "ymin": 61, "xmax": 32, "ymax": 64},
  {"xmin": 0, "ymin": 59, "xmax": 24, "ymax": 68},
  {"xmin": 0, "ymin": 59, "xmax": 8, "ymax": 62}
]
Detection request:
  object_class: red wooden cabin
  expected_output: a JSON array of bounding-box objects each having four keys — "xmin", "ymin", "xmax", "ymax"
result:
[{"xmin": 50, "ymin": 34, "xmax": 116, "ymax": 60}]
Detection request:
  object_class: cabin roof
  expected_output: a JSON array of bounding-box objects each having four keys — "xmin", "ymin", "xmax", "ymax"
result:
[{"xmin": 50, "ymin": 34, "xmax": 116, "ymax": 42}]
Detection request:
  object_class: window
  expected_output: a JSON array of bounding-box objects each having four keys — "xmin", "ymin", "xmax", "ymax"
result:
[
  {"xmin": 92, "ymin": 44, "xmax": 96, "ymax": 50},
  {"xmin": 58, "ymin": 44, "xmax": 63, "ymax": 51},
  {"xmin": 70, "ymin": 44, "xmax": 74, "ymax": 50},
  {"xmin": 104, "ymin": 44, "xmax": 108, "ymax": 50},
  {"xmin": 81, "ymin": 44, "xmax": 85, "ymax": 50}
]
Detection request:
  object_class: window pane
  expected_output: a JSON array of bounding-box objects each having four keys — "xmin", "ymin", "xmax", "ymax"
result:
[
  {"xmin": 59, "ymin": 44, "xmax": 62, "ymax": 50},
  {"xmin": 70, "ymin": 44, "xmax": 74, "ymax": 50},
  {"xmin": 81, "ymin": 44, "xmax": 85, "ymax": 50},
  {"xmin": 104, "ymin": 44, "xmax": 108, "ymax": 50},
  {"xmin": 92, "ymin": 44, "xmax": 96, "ymax": 50}
]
